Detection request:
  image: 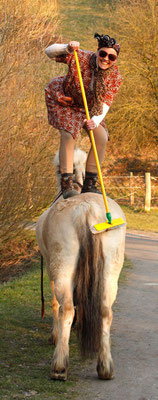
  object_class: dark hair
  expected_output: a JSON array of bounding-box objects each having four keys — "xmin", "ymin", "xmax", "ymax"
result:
[{"xmin": 94, "ymin": 33, "xmax": 120, "ymax": 55}]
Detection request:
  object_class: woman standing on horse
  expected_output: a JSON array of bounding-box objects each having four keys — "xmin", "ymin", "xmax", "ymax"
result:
[{"xmin": 45, "ymin": 33, "xmax": 122, "ymax": 199}]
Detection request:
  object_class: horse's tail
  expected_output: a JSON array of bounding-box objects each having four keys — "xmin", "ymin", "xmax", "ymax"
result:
[{"xmin": 74, "ymin": 212, "xmax": 104, "ymax": 357}]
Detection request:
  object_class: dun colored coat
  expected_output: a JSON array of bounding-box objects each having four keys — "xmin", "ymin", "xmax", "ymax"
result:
[{"xmin": 36, "ymin": 148, "xmax": 126, "ymax": 381}]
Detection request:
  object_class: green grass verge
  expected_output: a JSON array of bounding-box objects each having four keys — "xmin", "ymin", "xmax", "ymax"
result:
[
  {"xmin": 122, "ymin": 206, "xmax": 158, "ymax": 233},
  {"xmin": 119, "ymin": 256, "xmax": 133, "ymax": 284},
  {"xmin": 0, "ymin": 261, "xmax": 82, "ymax": 400}
]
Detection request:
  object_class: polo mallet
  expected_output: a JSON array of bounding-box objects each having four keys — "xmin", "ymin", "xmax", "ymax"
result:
[{"xmin": 74, "ymin": 50, "xmax": 125, "ymax": 233}]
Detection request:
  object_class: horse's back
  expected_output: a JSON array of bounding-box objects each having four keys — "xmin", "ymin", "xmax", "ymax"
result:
[
  {"xmin": 50, "ymin": 193, "xmax": 126, "ymax": 241},
  {"xmin": 46, "ymin": 192, "xmax": 125, "ymax": 225},
  {"xmin": 36, "ymin": 193, "xmax": 126, "ymax": 263}
]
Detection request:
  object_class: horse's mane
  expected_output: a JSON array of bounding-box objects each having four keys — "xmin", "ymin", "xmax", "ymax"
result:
[{"xmin": 53, "ymin": 147, "xmax": 87, "ymax": 169}]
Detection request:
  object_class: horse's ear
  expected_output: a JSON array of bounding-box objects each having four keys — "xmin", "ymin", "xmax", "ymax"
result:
[{"xmin": 53, "ymin": 150, "xmax": 59, "ymax": 167}]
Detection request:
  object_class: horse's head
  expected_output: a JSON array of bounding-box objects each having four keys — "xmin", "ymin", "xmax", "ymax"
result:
[{"xmin": 53, "ymin": 147, "xmax": 87, "ymax": 193}]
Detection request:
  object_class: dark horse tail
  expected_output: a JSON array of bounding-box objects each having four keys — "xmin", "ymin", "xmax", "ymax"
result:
[{"xmin": 74, "ymin": 216, "xmax": 104, "ymax": 357}]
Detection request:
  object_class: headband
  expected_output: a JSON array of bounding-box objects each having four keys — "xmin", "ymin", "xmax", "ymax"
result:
[{"xmin": 94, "ymin": 33, "xmax": 120, "ymax": 55}]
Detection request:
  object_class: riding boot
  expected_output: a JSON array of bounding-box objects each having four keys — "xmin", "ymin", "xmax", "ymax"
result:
[
  {"xmin": 81, "ymin": 172, "xmax": 101, "ymax": 194},
  {"xmin": 61, "ymin": 174, "xmax": 78, "ymax": 199}
]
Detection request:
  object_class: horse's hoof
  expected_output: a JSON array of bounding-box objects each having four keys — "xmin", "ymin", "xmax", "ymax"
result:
[
  {"xmin": 50, "ymin": 369, "xmax": 67, "ymax": 381},
  {"xmin": 97, "ymin": 359, "xmax": 114, "ymax": 380}
]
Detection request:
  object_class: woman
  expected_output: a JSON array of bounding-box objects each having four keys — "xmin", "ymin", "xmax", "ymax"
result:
[{"xmin": 45, "ymin": 33, "xmax": 122, "ymax": 199}]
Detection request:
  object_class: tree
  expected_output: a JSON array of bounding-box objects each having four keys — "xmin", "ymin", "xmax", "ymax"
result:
[{"xmin": 105, "ymin": 0, "xmax": 158, "ymax": 151}]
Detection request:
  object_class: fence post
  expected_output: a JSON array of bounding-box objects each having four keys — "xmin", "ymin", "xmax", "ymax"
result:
[
  {"xmin": 145, "ymin": 172, "xmax": 151, "ymax": 211},
  {"xmin": 130, "ymin": 172, "xmax": 134, "ymax": 205}
]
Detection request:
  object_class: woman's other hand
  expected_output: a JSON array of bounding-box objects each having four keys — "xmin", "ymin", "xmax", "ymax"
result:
[
  {"xmin": 83, "ymin": 119, "xmax": 97, "ymax": 131},
  {"xmin": 68, "ymin": 41, "xmax": 80, "ymax": 52}
]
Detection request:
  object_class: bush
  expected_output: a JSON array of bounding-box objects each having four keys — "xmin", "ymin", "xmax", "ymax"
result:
[{"xmin": 0, "ymin": 0, "xmax": 62, "ymax": 262}]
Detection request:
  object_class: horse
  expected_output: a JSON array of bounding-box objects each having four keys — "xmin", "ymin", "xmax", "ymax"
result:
[{"xmin": 36, "ymin": 147, "xmax": 126, "ymax": 381}]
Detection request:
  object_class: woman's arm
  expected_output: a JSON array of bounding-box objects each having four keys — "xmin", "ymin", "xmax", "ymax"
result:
[
  {"xmin": 84, "ymin": 103, "xmax": 109, "ymax": 130},
  {"xmin": 45, "ymin": 44, "xmax": 69, "ymax": 58},
  {"xmin": 45, "ymin": 41, "xmax": 80, "ymax": 59},
  {"xmin": 91, "ymin": 104, "xmax": 109, "ymax": 127}
]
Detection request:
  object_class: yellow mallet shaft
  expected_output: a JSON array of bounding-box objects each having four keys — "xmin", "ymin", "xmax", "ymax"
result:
[{"xmin": 74, "ymin": 50, "xmax": 111, "ymax": 221}]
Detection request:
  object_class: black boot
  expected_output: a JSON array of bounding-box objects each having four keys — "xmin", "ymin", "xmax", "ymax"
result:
[
  {"xmin": 81, "ymin": 172, "xmax": 101, "ymax": 194},
  {"xmin": 61, "ymin": 174, "xmax": 78, "ymax": 199}
]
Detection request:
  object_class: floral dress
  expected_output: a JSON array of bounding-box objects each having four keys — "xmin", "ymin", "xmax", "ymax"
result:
[{"xmin": 45, "ymin": 49, "xmax": 122, "ymax": 139}]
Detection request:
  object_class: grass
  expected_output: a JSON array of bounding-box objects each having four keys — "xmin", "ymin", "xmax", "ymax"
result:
[
  {"xmin": 58, "ymin": 0, "xmax": 110, "ymax": 48},
  {"xmin": 119, "ymin": 256, "xmax": 133, "ymax": 284},
  {"xmin": 0, "ymin": 261, "xmax": 82, "ymax": 400},
  {"xmin": 122, "ymin": 206, "xmax": 158, "ymax": 233}
]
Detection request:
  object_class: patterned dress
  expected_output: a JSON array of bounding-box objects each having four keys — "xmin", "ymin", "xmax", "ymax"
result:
[{"xmin": 45, "ymin": 49, "xmax": 122, "ymax": 139}]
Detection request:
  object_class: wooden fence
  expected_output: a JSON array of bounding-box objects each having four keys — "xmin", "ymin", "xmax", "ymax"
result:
[
  {"xmin": 102, "ymin": 172, "xmax": 158, "ymax": 210},
  {"xmin": 24, "ymin": 172, "xmax": 158, "ymax": 211}
]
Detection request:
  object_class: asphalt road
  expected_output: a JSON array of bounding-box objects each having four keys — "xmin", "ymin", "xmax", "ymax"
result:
[
  {"xmin": 126, "ymin": 230, "xmax": 158, "ymax": 264},
  {"xmin": 75, "ymin": 230, "xmax": 158, "ymax": 400}
]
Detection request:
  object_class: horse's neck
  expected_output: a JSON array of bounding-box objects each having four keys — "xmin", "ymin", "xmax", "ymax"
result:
[{"xmin": 74, "ymin": 168, "xmax": 84, "ymax": 186}]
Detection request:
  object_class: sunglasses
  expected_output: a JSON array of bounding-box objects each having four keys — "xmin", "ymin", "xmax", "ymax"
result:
[{"xmin": 99, "ymin": 50, "xmax": 117, "ymax": 62}]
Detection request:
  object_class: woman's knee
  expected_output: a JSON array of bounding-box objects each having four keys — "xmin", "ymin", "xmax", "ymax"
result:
[
  {"xmin": 93, "ymin": 126, "xmax": 109, "ymax": 148},
  {"xmin": 60, "ymin": 129, "xmax": 75, "ymax": 145}
]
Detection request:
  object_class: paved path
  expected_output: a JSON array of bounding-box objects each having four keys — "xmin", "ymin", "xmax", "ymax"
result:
[{"xmin": 75, "ymin": 230, "xmax": 158, "ymax": 400}]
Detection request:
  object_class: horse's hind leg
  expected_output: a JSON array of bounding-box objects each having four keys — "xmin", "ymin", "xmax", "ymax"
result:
[
  {"xmin": 97, "ymin": 300, "xmax": 114, "ymax": 380},
  {"xmin": 48, "ymin": 281, "xmax": 59, "ymax": 345},
  {"xmin": 97, "ymin": 277, "xmax": 119, "ymax": 380},
  {"xmin": 51, "ymin": 278, "xmax": 75, "ymax": 381}
]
